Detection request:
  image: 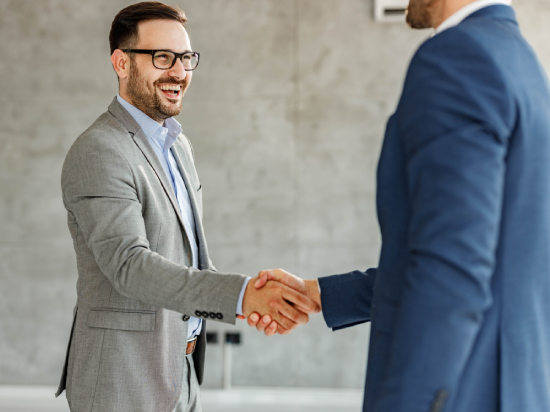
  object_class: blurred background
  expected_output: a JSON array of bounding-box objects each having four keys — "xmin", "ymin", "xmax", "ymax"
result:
[{"xmin": 1, "ymin": 0, "xmax": 549, "ymax": 411}]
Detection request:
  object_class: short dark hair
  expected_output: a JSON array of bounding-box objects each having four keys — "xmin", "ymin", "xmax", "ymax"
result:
[{"xmin": 109, "ymin": 1, "xmax": 187, "ymax": 55}]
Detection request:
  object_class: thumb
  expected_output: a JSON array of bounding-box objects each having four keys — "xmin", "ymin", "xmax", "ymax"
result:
[{"xmin": 254, "ymin": 269, "xmax": 277, "ymax": 288}]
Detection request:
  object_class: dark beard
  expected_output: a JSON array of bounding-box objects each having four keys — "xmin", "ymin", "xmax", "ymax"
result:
[
  {"xmin": 406, "ymin": 0, "xmax": 436, "ymax": 29},
  {"xmin": 126, "ymin": 60, "xmax": 188, "ymax": 122}
]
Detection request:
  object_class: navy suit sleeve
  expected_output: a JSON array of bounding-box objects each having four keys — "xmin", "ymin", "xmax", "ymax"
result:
[
  {"xmin": 318, "ymin": 269, "xmax": 377, "ymax": 330},
  {"xmin": 374, "ymin": 29, "xmax": 515, "ymax": 411}
]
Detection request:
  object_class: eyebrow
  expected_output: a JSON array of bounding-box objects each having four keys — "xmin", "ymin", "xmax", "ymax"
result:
[{"xmin": 160, "ymin": 49, "xmax": 193, "ymax": 53}]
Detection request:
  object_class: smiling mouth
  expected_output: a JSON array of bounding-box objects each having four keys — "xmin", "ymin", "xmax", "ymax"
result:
[{"xmin": 158, "ymin": 84, "xmax": 182, "ymax": 99}]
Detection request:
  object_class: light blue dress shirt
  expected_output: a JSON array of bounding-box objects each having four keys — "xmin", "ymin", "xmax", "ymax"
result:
[{"xmin": 117, "ymin": 96, "xmax": 249, "ymax": 340}]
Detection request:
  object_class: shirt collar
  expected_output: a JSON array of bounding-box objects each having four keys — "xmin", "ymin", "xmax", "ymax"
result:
[
  {"xmin": 434, "ymin": 0, "xmax": 512, "ymax": 36},
  {"xmin": 117, "ymin": 95, "xmax": 182, "ymax": 151}
]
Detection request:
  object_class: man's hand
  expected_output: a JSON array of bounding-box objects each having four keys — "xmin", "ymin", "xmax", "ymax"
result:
[
  {"xmin": 245, "ymin": 269, "xmax": 321, "ymax": 336},
  {"xmin": 241, "ymin": 274, "xmax": 320, "ymax": 334}
]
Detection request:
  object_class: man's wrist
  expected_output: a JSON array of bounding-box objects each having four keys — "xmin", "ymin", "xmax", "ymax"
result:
[
  {"xmin": 236, "ymin": 277, "xmax": 252, "ymax": 316},
  {"xmin": 305, "ymin": 279, "xmax": 322, "ymax": 308}
]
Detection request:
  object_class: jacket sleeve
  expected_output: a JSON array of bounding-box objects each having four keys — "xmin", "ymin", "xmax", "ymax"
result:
[
  {"xmin": 318, "ymin": 269, "xmax": 377, "ymax": 330},
  {"xmin": 373, "ymin": 29, "xmax": 515, "ymax": 411},
  {"xmin": 62, "ymin": 134, "xmax": 247, "ymax": 324}
]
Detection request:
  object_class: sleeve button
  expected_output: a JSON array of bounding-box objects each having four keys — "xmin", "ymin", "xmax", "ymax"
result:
[
  {"xmin": 195, "ymin": 310, "xmax": 201, "ymax": 317},
  {"xmin": 202, "ymin": 311, "xmax": 209, "ymax": 318},
  {"xmin": 216, "ymin": 313, "xmax": 223, "ymax": 320},
  {"xmin": 182, "ymin": 315, "xmax": 190, "ymax": 322}
]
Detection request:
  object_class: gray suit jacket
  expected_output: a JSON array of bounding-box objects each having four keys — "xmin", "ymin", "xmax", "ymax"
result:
[{"xmin": 56, "ymin": 98, "xmax": 246, "ymax": 412}]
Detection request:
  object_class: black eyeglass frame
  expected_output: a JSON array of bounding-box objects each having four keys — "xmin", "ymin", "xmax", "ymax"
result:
[{"xmin": 121, "ymin": 49, "xmax": 200, "ymax": 71}]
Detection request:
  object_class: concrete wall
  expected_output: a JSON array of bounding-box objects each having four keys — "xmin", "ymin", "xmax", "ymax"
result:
[{"xmin": 1, "ymin": 0, "xmax": 549, "ymax": 388}]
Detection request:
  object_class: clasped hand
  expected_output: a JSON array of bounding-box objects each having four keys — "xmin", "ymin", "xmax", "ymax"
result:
[{"xmin": 241, "ymin": 269, "xmax": 322, "ymax": 336}]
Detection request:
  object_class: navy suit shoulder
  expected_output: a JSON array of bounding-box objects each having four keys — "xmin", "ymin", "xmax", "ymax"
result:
[{"xmin": 399, "ymin": 15, "xmax": 516, "ymax": 148}]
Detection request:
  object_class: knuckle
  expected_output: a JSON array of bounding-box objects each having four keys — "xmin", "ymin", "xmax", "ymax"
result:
[
  {"xmin": 291, "ymin": 310, "xmax": 303, "ymax": 322},
  {"xmin": 279, "ymin": 318, "xmax": 290, "ymax": 329}
]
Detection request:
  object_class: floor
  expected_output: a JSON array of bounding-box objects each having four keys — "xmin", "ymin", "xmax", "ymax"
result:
[{"xmin": 0, "ymin": 386, "xmax": 363, "ymax": 412}]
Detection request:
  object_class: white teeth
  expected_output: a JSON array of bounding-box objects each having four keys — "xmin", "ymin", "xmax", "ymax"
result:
[{"xmin": 159, "ymin": 84, "xmax": 181, "ymax": 91}]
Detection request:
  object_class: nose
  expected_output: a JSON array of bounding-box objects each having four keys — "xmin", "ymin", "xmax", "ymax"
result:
[{"xmin": 167, "ymin": 56, "xmax": 187, "ymax": 80}]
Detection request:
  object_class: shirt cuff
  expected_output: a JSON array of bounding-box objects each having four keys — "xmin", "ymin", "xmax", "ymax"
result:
[{"xmin": 236, "ymin": 277, "xmax": 252, "ymax": 316}]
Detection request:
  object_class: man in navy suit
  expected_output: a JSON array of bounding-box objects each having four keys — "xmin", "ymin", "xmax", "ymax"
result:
[{"xmin": 247, "ymin": 0, "xmax": 550, "ymax": 411}]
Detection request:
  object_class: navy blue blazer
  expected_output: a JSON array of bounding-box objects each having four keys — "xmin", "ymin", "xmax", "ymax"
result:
[{"xmin": 319, "ymin": 6, "xmax": 550, "ymax": 412}]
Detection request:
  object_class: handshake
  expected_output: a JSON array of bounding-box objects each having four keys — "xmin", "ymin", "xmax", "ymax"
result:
[{"xmin": 239, "ymin": 269, "xmax": 322, "ymax": 336}]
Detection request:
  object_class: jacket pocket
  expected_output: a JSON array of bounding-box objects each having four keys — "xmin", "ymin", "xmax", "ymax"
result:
[{"xmin": 87, "ymin": 308, "xmax": 156, "ymax": 332}]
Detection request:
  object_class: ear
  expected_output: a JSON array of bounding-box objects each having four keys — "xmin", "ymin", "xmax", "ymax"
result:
[{"xmin": 111, "ymin": 49, "xmax": 130, "ymax": 80}]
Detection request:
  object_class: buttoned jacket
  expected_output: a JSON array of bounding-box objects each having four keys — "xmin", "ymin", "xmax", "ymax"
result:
[
  {"xmin": 56, "ymin": 98, "xmax": 246, "ymax": 412},
  {"xmin": 319, "ymin": 6, "xmax": 550, "ymax": 412}
]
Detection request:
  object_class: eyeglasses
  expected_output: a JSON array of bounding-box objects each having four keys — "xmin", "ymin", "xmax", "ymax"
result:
[{"xmin": 121, "ymin": 49, "xmax": 200, "ymax": 71}]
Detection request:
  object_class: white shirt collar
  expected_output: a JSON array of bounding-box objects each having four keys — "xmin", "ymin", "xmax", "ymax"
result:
[{"xmin": 434, "ymin": 0, "xmax": 512, "ymax": 36}]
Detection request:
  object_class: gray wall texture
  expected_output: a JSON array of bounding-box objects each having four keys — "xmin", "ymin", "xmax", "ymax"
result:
[{"xmin": 1, "ymin": 0, "xmax": 549, "ymax": 389}]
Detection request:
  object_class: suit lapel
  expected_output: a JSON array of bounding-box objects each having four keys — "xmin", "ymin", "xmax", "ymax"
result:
[
  {"xmin": 107, "ymin": 98, "xmax": 188, "ymax": 233},
  {"xmin": 171, "ymin": 139, "xmax": 209, "ymax": 270}
]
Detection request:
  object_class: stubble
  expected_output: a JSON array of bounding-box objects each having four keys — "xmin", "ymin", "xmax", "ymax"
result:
[
  {"xmin": 126, "ymin": 58, "xmax": 189, "ymax": 122},
  {"xmin": 406, "ymin": 0, "xmax": 438, "ymax": 29}
]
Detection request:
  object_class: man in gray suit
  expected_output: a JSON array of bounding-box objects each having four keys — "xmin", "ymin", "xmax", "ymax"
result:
[{"xmin": 55, "ymin": 2, "xmax": 319, "ymax": 412}]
